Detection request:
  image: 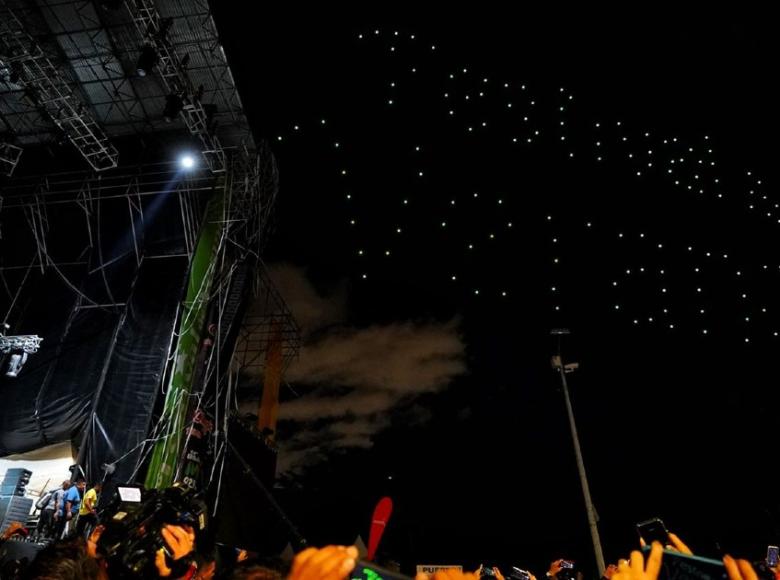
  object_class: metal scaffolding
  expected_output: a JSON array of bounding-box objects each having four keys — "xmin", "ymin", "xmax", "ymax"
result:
[
  {"xmin": 0, "ymin": 140, "xmax": 22, "ymax": 176},
  {"xmin": 122, "ymin": 0, "xmax": 225, "ymax": 172},
  {"xmin": 233, "ymin": 264, "xmax": 301, "ymax": 375},
  {"xmin": 0, "ymin": 0, "xmax": 294, "ymax": 498},
  {"xmin": 0, "ymin": 160, "xmax": 214, "ymax": 298},
  {"xmin": 0, "ymin": 0, "xmax": 119, "ymax": 172},
  {"xmin": 0, "ymin": 140, "xmax": 296, "ymax": 368},
  {"xmin": 0, "ymin": 0, "xmax": 253, "ymax": 174}
]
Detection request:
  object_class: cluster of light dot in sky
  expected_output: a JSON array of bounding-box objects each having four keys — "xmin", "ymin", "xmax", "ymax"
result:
[{"xmin": 273, "ymin": 29, "xmax": 778, "ymax": 344}]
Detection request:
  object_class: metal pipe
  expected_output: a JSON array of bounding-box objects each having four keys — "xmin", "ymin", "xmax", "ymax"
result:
[{"xmin": 555, "ymin": 362, "xmax": 606, "ymax": 574}]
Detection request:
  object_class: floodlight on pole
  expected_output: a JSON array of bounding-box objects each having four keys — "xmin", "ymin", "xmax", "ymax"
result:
[{"xmin": 549, "ymin": 328, "xmax": 605, "ymax": 575}]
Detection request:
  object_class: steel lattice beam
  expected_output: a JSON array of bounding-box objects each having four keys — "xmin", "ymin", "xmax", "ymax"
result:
[
  {"xmin": 0, "ymin": 1, "xmax": 119, "ymax": 171},
  {"xmin": 123, "ymin": 0, "xmax": 225, "ymax": 173},
  {"xmin": 0, "ymin": 141, "xmax": 23, "ymax": 176}
]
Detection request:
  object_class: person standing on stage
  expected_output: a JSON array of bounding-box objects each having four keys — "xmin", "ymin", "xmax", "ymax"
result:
[
  {"xmin": 75, "ymin": 482, "xmax": 101, "ymax": 538},
  {"xmin": 60, "ymin": 479, "xmax": 83, "ymax": 539},
  {"xmin": 51, "ymin": 480, "xmax": 71, "ymax": 540},
  {"xmin": 36, "ymin": 484, "xmax": 61, "ymax": 539}
]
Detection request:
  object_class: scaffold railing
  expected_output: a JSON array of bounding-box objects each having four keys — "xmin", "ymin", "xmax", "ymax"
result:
[
  {"xmin": 0, "ymin": 141, "xmax": 23, "ymax": 176},
  {"xmin": 122, "ymin": 0, "xmax": 225, "ymax": 173},
  {"xmin": 0, "ymin": 0, "xmax": 119, "ymax": 172},
  {"xmin": 233, "ymin": 262, "xmax": 301, "ymax": 375}
]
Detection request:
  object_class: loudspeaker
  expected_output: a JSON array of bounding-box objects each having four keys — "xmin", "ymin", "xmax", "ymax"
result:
[
  {"xmin": 0, "ymin": 496, "xmax": 33, "ymax": 533},
  {"xmin": 0, "ymin": 468, "xmax": 32, "ymax": 496}
]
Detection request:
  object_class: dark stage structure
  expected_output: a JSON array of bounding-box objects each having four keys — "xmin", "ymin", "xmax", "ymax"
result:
[{"xmin": 0, "ymin": 0, "xmax": 300, "ymax": 552}]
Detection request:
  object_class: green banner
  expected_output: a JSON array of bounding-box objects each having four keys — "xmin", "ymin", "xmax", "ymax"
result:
[{"xmin": 144, "ymin": 191, "xmax": 223, "ymax": 489}]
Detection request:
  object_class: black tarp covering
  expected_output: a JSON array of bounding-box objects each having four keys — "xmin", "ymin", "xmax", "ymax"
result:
[
  {"xmin": 0, "ymin": 254, "xmax": 185, "ymax": 467},
  {"xmin": 212, "ymin": 420, "xmax": 303, "ymax": 556},
  {"xmin": 0, "ymin": 268, "xmax": 119, "ymax": 455},
  {"xmin": 0, "ymin": 169, "xmax": 207, "ymax": 475},
  {"xmin": 80, "ymin": 255, "xmax": 188, "ymax": 483}
]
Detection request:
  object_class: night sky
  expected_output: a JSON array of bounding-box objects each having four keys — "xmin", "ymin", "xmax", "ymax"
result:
[{"xmin": 212, "ymin": 8, "xmax": 780, "ymax": 577}]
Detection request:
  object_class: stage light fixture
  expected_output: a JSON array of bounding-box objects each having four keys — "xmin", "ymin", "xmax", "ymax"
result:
[
  {"xmin": 157, "ymin": 17, "xmax": 174, "ymax": 41},
  {"xmin": 163, "ymin": 93, "xmax": 184, "ymax": 122},
  {"xmin": 9, "ymin": 63, "xmax": 23, "ymax": 84},
  {"xmin": 1, "ymin": 324, "xmax": 43, "ymax": 378},
  {"xmin": 6, "ymin": 352, "xmax": 28, "ymax": 378},
  {"xmin": 135, "ymin": 45, "xmax": 159, "ymax": 77}
]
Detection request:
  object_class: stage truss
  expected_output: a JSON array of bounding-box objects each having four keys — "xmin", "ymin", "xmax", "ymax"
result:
[
  {"xmin": 0, "ymin": 0, "xmax": 299, "ymax": 490},
  {"xmin": 1, "ymin": 0, "xmax": 250, "ymax": 175}
]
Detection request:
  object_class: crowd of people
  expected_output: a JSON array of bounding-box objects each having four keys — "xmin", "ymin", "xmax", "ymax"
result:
[
  {"xmin": 0, "ymin": 483, "xmax": 778, "ymax": 580},
  {"xmin": 34, "ymin": 480, "xmax": 102, "ymax": 543}
]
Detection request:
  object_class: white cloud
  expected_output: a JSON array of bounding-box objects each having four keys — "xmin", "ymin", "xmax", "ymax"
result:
[{"xmin": 247, "ymin": 265, "xmax": 466, "ymax": 475}]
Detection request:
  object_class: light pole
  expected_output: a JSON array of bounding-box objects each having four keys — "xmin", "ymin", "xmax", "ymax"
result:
[{"xmin": 550, "ymin": 328, "xmax": 605, "ymax": 575}]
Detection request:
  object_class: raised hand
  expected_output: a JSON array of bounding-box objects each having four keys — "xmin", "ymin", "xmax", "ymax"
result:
[
  {"xmin": 666, "ymin": 533, "xmax": 693, "ymax": 555},
  {"xmin": 289, "ymin": 545, "xmax": 359, "ymax": 580},
  {"xmin": 416, "ymin": 569, "xmax": 480, "ymax": 580},
  {"xmin": 548, "ymin": 560, "xmax": 564, "ymax": 578},
  {"xmin": 1, "ymin": 521, "xmax": 25, "ymax": 540},
  {"xmin": 723, "ymin": 555, "xmax": 758, "ymax": 580},
  {"xmin": 161, "ymin": 524, "xmax": 196, "ymax": 561},
  {"xmin": 639, "ymin": 532, "xmax": 692, "ymax": 555},
  {"xmin": 86, "ymin": 525, "xmax": 105, "ymax": 559},
  {"xmin": 155, "ymin": 549, "xmax": 173, "ymax": 577},
  {"xmin": 613, "ymin": 542, "xmax": 664, "ymax": 580}
]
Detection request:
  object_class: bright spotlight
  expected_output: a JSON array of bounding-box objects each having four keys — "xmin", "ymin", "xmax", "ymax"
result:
[{"xmin": 179, "ymin": 154, "xmax": 196, "ymax": 169}]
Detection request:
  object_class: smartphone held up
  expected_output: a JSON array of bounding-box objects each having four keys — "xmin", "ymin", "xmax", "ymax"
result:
[{"xmin": 637, "ymin": 517, "xmax": 671, "ymax": 546}]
